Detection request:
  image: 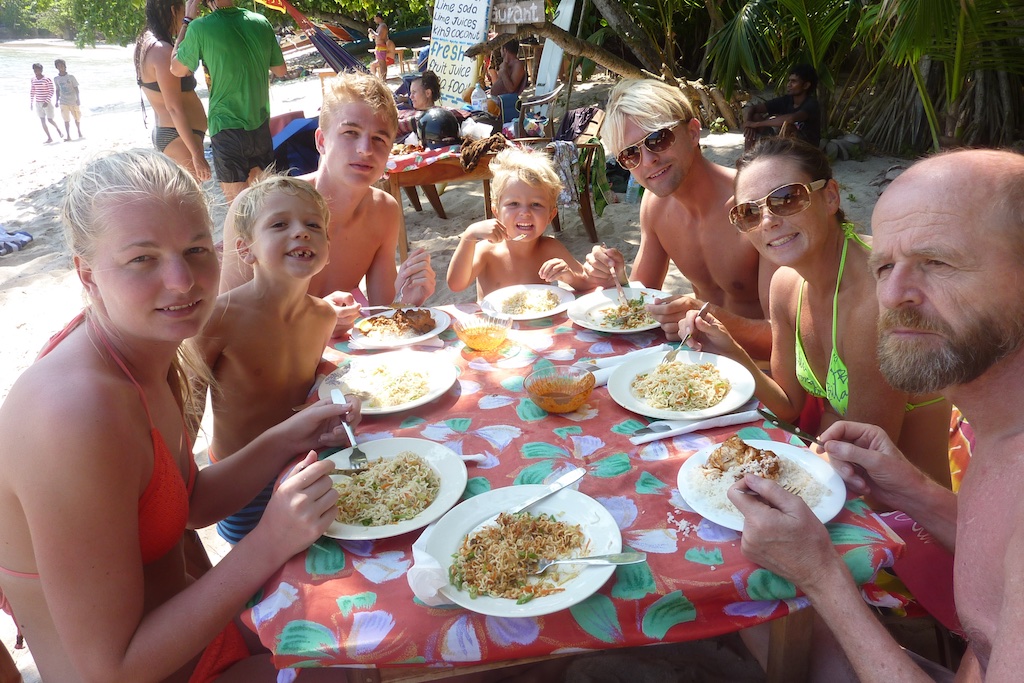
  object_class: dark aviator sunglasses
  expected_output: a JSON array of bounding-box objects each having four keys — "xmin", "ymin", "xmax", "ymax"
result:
[
  {"xmin": 728, "ymin": 179, "xmax": 828, "ymax": 232},
  {"xmin": 616, "ymin": 121, "xmax": 682, "ymax": 170}
]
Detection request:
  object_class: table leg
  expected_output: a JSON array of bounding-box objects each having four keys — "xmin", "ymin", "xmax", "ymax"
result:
[
  {"xmin": 421, "ymin": 185, "xmax": 447, "ymax": 219},
  {"xmin": 766, "ymin": 609, "xmax": 813, "ymax": 683},
  {"xmin": 403, "ymin": 186, "xmax": 423, "ymax": 212},
  {"xmin": 388, "ymin": 176, "xmax": 409, "ymax": 262},
  {"xmin": 482, "ymin": 180, "xmax": 493, "ymax": 219}
]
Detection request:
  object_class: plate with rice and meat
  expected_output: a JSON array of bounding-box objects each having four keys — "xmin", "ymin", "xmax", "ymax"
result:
[
  {"xmin": 425, "ymin": 485, "xmax": 621, "ymax": 617},
  {"xmin": 480, "ymin": 284, "xmax": 575, "ymax": 321},
  {"xmin": 324, "ymin": 437, "xmax": 468, "ymax": 540},
  {"xmin": 317, "ymin": 350, "xmax": 458, "ymax": 415},
  {"xmin": 676, "ymin": 436, "xmax": 846, "ymax": 531},
  {"xmin": 351, "ymin": 307, "xmax": 451, "ymax": 349},
  {"xmin": 566, "ymin": 287, "xmax": 667, "ymax": 333}
]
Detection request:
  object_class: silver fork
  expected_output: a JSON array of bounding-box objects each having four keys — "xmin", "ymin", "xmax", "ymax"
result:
[
  {"xmin": 601, "ymin": 242, "xmax": 629, "ymax": 306},
  {"xmin": 331, "ymin": 389, "xmax": 368, "ymax": 470},
  {"xmin": 662, "ymin": 301, "xmax": 711, "ymax": 365},
  {"xmin": 391, "ymin": 279, "xmax": 409, "ymax": 308},
  {"xmin": 531, "ymin": 552, "xmax": 647, "ymax": 575}
]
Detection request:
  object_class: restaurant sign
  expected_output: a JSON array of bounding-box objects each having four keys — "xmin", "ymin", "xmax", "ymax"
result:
[{"xmin": 493, "ymin": 0, "xmax": 544, "ymax": 32}]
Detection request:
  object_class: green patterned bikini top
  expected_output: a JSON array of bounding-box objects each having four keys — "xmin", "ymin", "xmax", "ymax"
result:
[
  {"xmin": 794, "ymin": 225, "xmax": 944, "ymax": 415},
  {"xmin": 794, "ymin": 225, "xmax": 869, "ymax": 416}
]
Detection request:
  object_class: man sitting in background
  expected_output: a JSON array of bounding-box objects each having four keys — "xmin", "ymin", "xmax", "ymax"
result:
[
  {"xmin": 487, "ymin": 39, "xmax": 526, "ymax": 96},
  {"xmin": 742, "ymin": 63, "xmax": 821, "ymax": 150}
]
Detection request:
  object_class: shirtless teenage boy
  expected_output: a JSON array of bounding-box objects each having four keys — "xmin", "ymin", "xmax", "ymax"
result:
[
  {"xmin": 732, "ymin": 149, "xmax": 1024, "ymax": 681},
  {"xmin": 583, "ymin": 79, "xmax": 774, "ymax": 361},
  {"xmin": 199, "ymin": 174, "xmax": 342, "ymax": 542},
  {"xmin": 219, "ymin": 72, "xmax": 435, "ymax": 336}
]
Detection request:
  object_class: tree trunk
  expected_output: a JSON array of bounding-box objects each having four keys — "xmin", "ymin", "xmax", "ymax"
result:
[
  {"xmin": 709, "ymin": 85, "xmax": 739, "ymax": 130},
  {"xmin": 698, "ymin": 0, "xmax": 725, "ymax": 75},
  {"xmin": 588, "ymin": 0, "xmax": 663, "ymax": 73},
  {"xmin": 465, "ymin": 25, "xmax": 650, "ymax": 80}
]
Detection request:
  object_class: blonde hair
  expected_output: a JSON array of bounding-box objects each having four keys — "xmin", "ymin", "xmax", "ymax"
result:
[
  {"xmin": 489, "ymin": 147, "xmax": 562, "ymax": 208},
  {"xmin": 604, "ymin": 79, "xmax": 696, "ymax": 155},
  {"xmin": 231, "ymin": 172, "xmax": 331, "ymax": 243},
  {"xmin": 320, "ymin": 71, "xmax": 398, "ymax": 137},
  {"xmin": 60, "ymin": 148, "xmax": 215, "ymax": 419}
]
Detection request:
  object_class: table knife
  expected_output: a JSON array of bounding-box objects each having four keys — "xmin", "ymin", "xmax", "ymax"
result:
[
  {"xmin": 480, "ymin": 467, "xmax": 586, "ymax": 526},
  {"xmin": 757, "ymin": 408, "xmax": 824, "ymax": 447}
]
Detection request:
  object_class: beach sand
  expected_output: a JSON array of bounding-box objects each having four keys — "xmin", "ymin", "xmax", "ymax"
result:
[{"xmin": 0, "ymin": 67, "xmax": 905, "ymax": 681}]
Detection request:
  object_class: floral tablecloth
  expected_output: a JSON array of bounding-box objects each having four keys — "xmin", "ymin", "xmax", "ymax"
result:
[
  {"xmin": 385, "ymin": 145, "xmax": 462, "ymax": 175},
  {"xmin": 242, "ymin": 305, "xmax": 904, "ymax": 670}
]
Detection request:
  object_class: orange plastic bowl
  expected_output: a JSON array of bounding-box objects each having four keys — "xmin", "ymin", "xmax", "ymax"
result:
[
  {"xmin": 452, "ymin": 313, "xmax": 512, "ymax": 352},
  {"xmin": 524, "ymin": 366, "xmax": 595, "ymax": 413}
]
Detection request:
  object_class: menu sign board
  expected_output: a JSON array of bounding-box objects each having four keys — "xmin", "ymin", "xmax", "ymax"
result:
[{"xmin": 428, "ymin": 0, "xmax": 493, "ymax": 106}]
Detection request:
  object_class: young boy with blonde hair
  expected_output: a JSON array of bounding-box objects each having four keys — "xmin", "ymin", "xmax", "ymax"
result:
[
  {"xmin": 219, "ymin": 71, "xmax": 436, "ymax": 336},
  {"xmin": 199, "ymin": 173, "xmax": 350, "ymax": 543},
  {"xmin": 447, "ymin": 147, "xmax": 591, "ymax": 299}
]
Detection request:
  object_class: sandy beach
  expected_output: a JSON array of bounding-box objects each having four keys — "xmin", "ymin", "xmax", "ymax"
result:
[{"xmin": 0, "ymin": 58, "xmax": 907, "ymax": 680}]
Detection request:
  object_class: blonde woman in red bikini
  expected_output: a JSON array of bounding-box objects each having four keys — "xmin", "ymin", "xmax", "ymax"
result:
[{"xmin": 0, "ymin": 150, "xmax": 360, "ymax": 682}]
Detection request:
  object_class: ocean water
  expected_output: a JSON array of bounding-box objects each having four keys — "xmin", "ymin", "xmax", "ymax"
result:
[{"xmin": 1, "ymin": 39, "xmax": 149, "ymax": 117}]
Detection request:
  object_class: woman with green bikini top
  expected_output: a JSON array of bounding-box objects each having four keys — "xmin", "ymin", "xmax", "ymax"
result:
[{"xmin": 676, "ymin": 137, "xmax": 953, "ymax": 489}]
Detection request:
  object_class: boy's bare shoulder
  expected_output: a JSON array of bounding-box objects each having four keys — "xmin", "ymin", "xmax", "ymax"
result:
[{"xmin": 366, "ymin": 184, "xmax": 401, "ymax": 213}]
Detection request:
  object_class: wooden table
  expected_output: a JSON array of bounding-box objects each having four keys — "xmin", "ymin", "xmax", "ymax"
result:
[{"xmin": 386, "ymin": 154, "xmax": 496, "ymax": 261}]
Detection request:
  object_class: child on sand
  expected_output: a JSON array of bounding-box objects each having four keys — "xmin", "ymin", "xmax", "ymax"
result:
[
  {"xmin": 447, "ymin": 147, "xmax": 591, "ymax": 299},
  {"xmin": 198, "ymin": 174, "xmax": 347, "ymax": 543},
  {"xmin": 29, "ymin": 63, "xmax": 63, "ymax": 144},
  {"xmin": 53, "ymin": 59, "xmax": 83, "ymax": 140}
]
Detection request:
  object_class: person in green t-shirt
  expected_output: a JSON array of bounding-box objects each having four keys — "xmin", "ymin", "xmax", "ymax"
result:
[{"xmin": 171, "ymin": 0, "xmax": 286, "ymax": 202}]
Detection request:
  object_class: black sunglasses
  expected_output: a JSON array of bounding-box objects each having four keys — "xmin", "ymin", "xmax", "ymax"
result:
[
  {"xmin": 728, "ymin": 180, "xmax": 828, "ymax": 232},
  {"xmin": 616, "ymin": 121, "xmax": 682, "ymax": 170}
]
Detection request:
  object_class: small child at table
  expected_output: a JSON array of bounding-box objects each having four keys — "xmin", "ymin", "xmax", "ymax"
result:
[
  {"xmin": 198, "ymin": 174, "xmax": 352, "ymax": 543},
  {"xmin": 446, "ymin": 147, "xmax": 590, "ymax": 299}
]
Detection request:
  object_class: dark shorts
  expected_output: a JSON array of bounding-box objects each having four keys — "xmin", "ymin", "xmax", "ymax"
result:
[{"xmin": 210, "ymin": 120, "xmax": 274, "ymax": 183}]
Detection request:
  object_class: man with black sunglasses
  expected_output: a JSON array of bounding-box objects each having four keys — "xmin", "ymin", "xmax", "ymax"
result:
[{"xmin": 584, "ymin": 79, "xmax": 775, "ymax": 361}]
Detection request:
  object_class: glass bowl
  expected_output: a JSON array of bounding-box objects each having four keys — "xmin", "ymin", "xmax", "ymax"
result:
[
  {"xmin": 452, "ymin": 313, "xmax": 512, "ymax": 352},
  {"xmin": 524, "ymin": 366, "xmax": 596, "ymax": 413}
]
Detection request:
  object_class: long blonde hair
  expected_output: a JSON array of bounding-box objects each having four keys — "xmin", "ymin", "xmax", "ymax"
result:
[{"xmin": 61, "ymin": 149, "xmax": 215, "ymax": 420}]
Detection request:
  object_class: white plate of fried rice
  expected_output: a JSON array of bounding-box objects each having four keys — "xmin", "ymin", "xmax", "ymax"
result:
[
  {"xmin": 481, "ymin": 284, "xmax": 575, "ymax": 321},
  {"xmin": 425, "ymin": 485, "xmax": 621, "ymax": 617},
  {"xmin": 607, "ymin": 348, "xmax": 756, "ymax": 420},
  {"xmin": 317, "ymin": 350, "xmax": 458, "ymax": 415},
  {"xmin": 566, "ymin": 287, "xmax": 667, "ymax": 333},
  {"xmin": 324, "ymin": 437, "xmax": 468, "ymax": 540}
]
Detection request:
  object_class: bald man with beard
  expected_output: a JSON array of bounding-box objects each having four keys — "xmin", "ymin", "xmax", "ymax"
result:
[{"xmin": 729, "ymin": 148, "xmax": 1024, "ymax": 682}]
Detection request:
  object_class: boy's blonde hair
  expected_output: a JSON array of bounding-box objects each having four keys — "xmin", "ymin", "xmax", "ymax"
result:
[
  {"xmin": 604, "ymin": 79, "xmax": 696, "ymax": 155},
  {"xmin": 231, "ymin": 172, "xmax": 331, "ymax": 243},
  {"xmin": 489, "ymin": 147, "xmax": 562, "ymax": 209},
  {"xmin": 321, "ymin": 71, "xmax": 398, "ymax": 137}
]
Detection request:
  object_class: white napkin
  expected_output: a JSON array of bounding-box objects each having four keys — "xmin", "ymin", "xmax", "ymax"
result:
[
  {"xmin": 407, "ymin": 522, "xmax": 456, "ymax": 607},
  {"xmin": 574, "ymin": 343, "xmax": 672, "ymax": 387},
  {"xmin": 629, "ymin": 399, "xmax": 762, "ymax": 445},
  {"xmin": 347, "ymin": 336, "xmax": 445, "ymax": 351}
]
